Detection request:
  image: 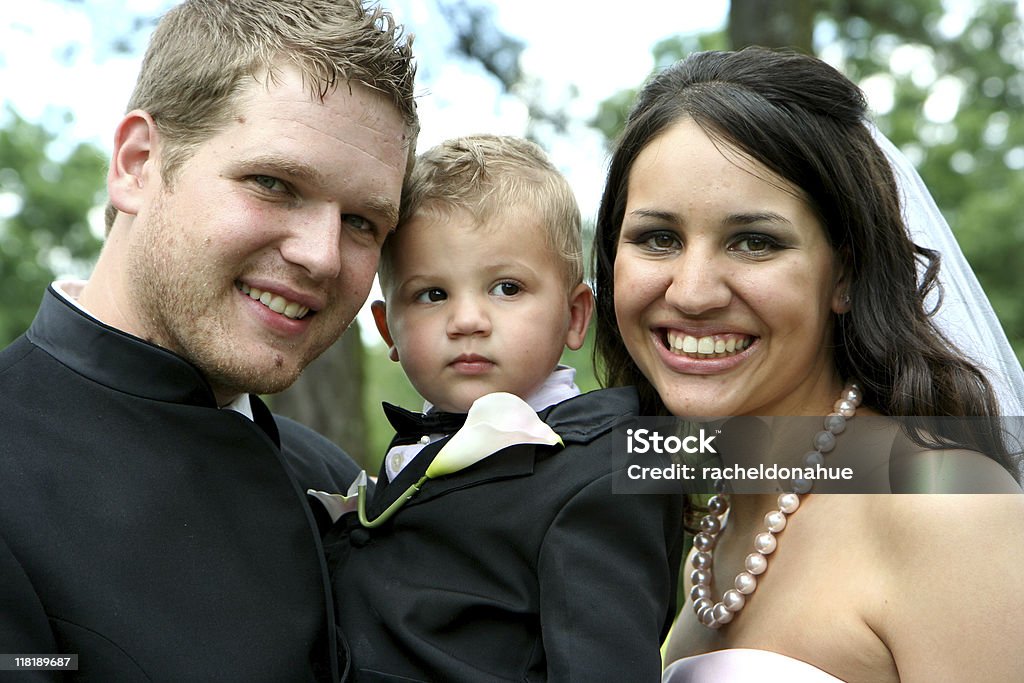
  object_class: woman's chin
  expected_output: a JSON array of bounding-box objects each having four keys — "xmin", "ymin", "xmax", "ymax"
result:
[{"xmin": 653, "ymin": 382, "xmax": 747, "ymax": 418}]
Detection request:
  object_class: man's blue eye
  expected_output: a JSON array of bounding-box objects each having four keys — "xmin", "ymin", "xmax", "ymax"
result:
[
  {"xmin": 253, "ymin": 175, "xmax": 285, "ymax": 192},
  {"xmin": 343, "ymin": 215, "xmax": 371, "ymax": 232}
]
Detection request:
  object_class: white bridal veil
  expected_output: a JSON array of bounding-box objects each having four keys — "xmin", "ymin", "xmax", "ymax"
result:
[{"xmin": 871, "ymin": 127, "xmax": 1024, "ymax": 419}]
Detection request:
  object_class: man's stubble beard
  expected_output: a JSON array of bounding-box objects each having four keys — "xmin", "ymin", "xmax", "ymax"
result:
[{"xmin": 125, "ymin": 191, "xmax": 334, "ymax": 400}]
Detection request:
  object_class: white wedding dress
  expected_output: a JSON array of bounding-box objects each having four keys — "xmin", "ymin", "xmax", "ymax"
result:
[{"xmin": 662, "ymin": 649, "xmax": 845, "ymax": 682}]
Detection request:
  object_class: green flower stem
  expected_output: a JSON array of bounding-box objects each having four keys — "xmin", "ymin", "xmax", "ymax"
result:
[{"xmin": 357, "ymin": 475, "xmax": 429, "ymax": 528}]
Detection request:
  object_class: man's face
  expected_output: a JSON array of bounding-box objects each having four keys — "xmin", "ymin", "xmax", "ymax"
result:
[{"xmin": 124, "ymin": 67, "xmax": 408, "ymax": 403}]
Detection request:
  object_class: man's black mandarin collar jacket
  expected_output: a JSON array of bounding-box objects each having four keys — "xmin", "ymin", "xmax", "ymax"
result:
[{"xmin": 0, "ymin": 287, "xmax": 361, "ymax": 681}]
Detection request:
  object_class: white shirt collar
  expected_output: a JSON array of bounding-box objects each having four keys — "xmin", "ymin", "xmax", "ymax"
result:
[
  {"xmin": 520, "ymin": 364, "xmax": 581, "ymax": 412},
  {"xmin": 222, "ymin": 393, "xmax": 254, "ymax": 420},
  {"xmin": 422, "ymin": 364, "xmax": 581, "ymax": 415},
  {"xmin": 53, "ymin": 279, "xmax": 91, "ymax": 314}
]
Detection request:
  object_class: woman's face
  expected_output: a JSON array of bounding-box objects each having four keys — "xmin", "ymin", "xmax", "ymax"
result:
[{"xmin": 613, "ymin": 118, "xmax": 848, "ymax": 416}]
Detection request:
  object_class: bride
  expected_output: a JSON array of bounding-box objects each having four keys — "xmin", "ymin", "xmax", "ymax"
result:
[{"xmin": 592, "ymin": 47, "xmax": 1024, "ymax": 682}]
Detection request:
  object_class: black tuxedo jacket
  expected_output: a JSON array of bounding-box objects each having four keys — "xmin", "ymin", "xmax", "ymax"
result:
[
  {"xmin": 0, "ymin": 288, "xmax": 361, "ymax": 682},
  {"xmin": 326, "ymin": 388, "xmax": 685, "ymax": 682}
]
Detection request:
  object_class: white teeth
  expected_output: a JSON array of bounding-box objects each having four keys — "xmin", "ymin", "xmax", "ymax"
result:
[
  {"xmin": 665, "ymin": 331, "xmax": 753, "ymax": 358},
  {"xmin": 237, "ymin": 283, "xmax": 310, "ymax": 320}
]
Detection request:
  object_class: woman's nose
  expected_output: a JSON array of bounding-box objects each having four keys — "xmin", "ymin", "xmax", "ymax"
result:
[{"xmin": 663, "ymin": 250, "xmax": 732, "ymax": 315}]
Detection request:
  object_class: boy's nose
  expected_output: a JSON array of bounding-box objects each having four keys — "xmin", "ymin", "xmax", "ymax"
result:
[{"xmin": 447, "ymin": 296, "xmax": 492, "ymax": 337}]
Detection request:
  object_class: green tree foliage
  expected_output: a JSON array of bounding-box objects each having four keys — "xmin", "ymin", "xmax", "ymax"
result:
[
  {"xmin": 0, "ymin": 109, "xmax": 106, "ymax": 344},
  {"xmin": 819, "ymin": 0, "xmax": 1023, "ymax": 359},
  {"xmin": 591, "ymin": 0, "xmax": 1024, "ymax": 361}
]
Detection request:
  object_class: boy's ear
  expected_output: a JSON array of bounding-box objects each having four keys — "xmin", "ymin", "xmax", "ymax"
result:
[
  {"xmin": 370, "ymin": 300, "xmax": 400, "ymax": 362},
  {"xmin": 564, "ymin": 283, "xmax": 594, "ymax": 351},
  {"xmin": 107, "ymin": 110, "xmax": 160, "ymax": 217}
]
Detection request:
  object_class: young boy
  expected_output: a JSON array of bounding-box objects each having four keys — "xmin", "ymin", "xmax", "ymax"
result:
[{"xmin": 326, "ymin": 135, "xmax": 683, "ymax": 681}]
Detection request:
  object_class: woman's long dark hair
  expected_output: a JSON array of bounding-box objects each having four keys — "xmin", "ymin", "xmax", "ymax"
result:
[{"xmin": 593, "ymin": 47, "xmax": 1014, "ymax": 470}]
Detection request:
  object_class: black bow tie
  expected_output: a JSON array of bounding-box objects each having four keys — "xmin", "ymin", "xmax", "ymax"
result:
[{"xmin": 382, "ymin": 403, "xmax": 468, "ymax": 445}]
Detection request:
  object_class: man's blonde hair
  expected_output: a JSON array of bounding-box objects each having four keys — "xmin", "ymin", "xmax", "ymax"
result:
[
  {"xmin": 106, "ymin": 0, "xmax": 417, "ymax": 230},
  {"xmin": 380, "ymin": 134, "xmax": 582, "ymax": 291}
]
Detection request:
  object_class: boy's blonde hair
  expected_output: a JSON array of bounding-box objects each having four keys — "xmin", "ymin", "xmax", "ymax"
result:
[
  {"xmin": 106, "ymin": 0, "xmax": 417, "ymax": 231},
  {"xmin": 380, "ymin": 134, "xmax": 582, "ymax": 291}
]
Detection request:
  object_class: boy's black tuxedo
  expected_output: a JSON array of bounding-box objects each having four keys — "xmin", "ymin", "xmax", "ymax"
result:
[
  {"xmin": 0, "ymin": 288, "xmax": 360, "ymax": 681},
  {"xmin": 327, "ymin": 387, "xmax": 684, "ymax": 682}
]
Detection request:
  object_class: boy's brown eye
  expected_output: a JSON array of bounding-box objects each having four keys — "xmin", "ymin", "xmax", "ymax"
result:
[
  {"xmin": 490, "ymin": 282, "xmax": 521, "ymax": 297},
  {"xmin": 415, "ymin": 288, "xmax": 447, "ymax": 303}
]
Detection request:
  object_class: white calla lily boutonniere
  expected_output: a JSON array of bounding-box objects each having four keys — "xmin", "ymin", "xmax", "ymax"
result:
[
  {"xmin": 356, "ymin": 392, "xmax": 562, "ymax": 528},
  {"xmin": 307, "ymin": 471, "xmax": 367, "ymax": 523}
]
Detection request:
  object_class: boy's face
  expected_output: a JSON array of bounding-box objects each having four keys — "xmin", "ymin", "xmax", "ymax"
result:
[{"xmin": 373, "ymin": 208, "xmax": 592, "ymax": 413}]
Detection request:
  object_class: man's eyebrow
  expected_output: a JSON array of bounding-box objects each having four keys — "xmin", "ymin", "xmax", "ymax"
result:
[
  {"xmin": 364, "ymin": 194, "xmax": 399, "ymax": 229},
  {"xmin": 244, "ymin": 154, "xmax": 329, "ymax": 189}
]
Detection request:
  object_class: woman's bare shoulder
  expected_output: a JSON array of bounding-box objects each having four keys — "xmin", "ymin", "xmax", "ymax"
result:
[{"xmin": 887, "ymin": 429, "xmax": 1022, "ymax": 493}]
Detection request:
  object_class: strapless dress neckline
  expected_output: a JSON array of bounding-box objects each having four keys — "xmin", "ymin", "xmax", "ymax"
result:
[{"xmin": 663, "ymin": 648, "xmax": 846, "ymax": 682}]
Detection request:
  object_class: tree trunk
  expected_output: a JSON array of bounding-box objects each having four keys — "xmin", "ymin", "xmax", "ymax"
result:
[
  {"xmin": 729, "ymin": 0, "xmax": 816, "ymax": 52},
  {"xmin": 270, "ymin": 320, "xmax": 371, "ymax": 468}
]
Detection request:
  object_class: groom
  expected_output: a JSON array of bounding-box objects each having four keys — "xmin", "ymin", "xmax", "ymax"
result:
[{"xmin": 0, "ymin": 1, "xmax": 416, "ymax": 680}]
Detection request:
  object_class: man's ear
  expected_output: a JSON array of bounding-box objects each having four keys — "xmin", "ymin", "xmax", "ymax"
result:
[
  {"xmin": 107, "ymin": 110, "xmax": 160, "ymax": 217},
  {"xmin": 564, "ymin": 283, "xmax": 594, "ymax": 351},
  {"xmin": 371, "ymin": 300, "xmax": 400, "ymax": 362}
]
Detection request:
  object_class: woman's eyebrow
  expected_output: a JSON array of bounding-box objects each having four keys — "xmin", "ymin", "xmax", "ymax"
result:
[
  {"xmin": 625, "ymin": 208, "xmax": 682, "ymax": 223},
  {"xmin": 724, "ymin": 211, "xmax": 792, "ymax": 226}
]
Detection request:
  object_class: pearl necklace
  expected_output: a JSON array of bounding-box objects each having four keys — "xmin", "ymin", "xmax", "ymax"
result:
[{"xmin": 690, "ymin": 382, "xmax": 863, "ymax": 630}]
